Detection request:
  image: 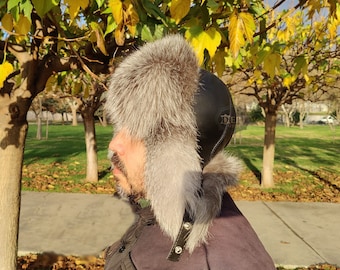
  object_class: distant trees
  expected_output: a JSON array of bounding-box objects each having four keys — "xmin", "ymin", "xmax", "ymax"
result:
[{"xmin": 228, "ymin": 5, "xmax": 340, "ymax": 187}]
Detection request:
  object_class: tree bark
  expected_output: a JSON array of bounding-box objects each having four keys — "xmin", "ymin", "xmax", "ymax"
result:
[
  {"xmin": 261, "ymin": 112, "xmax": 276, "ymax": 188},
  {"xmin": 36, "ymin": 97, "xmax": 42, "ymax": 139},
  {"xmin": 0, "ymin": 95, "xmax": 29, "ymax": 270},
  {"xmin": 82, "ymin": 112, "xmax": 98, "ymax": 182}
]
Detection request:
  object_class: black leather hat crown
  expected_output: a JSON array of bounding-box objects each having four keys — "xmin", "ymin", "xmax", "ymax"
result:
[{"xmin": 195, "ymin": 69, "xmax": 236, "ymax": 167}]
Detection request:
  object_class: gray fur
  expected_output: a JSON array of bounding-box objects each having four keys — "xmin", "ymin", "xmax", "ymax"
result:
[
  {"xmin": 105, "ymin": 35, "xmax": 242, "ymax": 253},
  {"xmin": 186, "ymin": 151, "xmax": 243, "ymax": 252}
]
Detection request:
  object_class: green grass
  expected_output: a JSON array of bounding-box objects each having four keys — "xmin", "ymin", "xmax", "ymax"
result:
[
  {"xmin": 23, "ymin": 123, "xmax": 114, "ymax": 183},
  {"xmin": 228, "ymin": 124, "xmax": 340, "ymax": 173}
]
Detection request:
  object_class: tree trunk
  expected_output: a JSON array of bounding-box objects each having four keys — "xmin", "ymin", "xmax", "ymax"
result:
[
  {"xmin": 281, "ymin": 104, "xmax": 290, "ymax": 127},
  {"xmin": 72, "ymin": 109, "xmax": 78, "ymax": 126},
  {"xmin": 261, "ymin": 112, "xmax": 276, "ymax": 188},
  {"xmin": 69, "ymin": 100, "xmax": 79, "ymax": 126},
  {"xmin": 46, "ymin": 116, "xmax": 49, "ymax": 139},
  {"xmin": 102, "ymin": 109, "xmax": 107, "ymax": 127},
  {"xmin": 82, "ymin": 113, "xmax": 98, "ymax": 182},
  {"xmin": 0, "ymin": 98, "xmax": 29, "ymax": 270},
  {"xmin": 36, "ymin": 97, "xmax": 42, "ymax": 140}
]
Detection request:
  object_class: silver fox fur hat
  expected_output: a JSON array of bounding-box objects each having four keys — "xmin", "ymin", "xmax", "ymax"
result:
[{"xmin": 105, "ymin": 34, "xmax": 242, "ymax": 252}]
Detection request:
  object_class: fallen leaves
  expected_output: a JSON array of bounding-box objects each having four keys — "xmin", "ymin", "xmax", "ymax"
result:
[
  {"xmin": 228, "ymin": 169, "xmax": 340, "ymax": 203},
  {"xmin": 17, "ymin": 253, "xmax": 104, "ymax": 270},
  {"xmin": 22, "ymin": 163, "xmax": 116, "ymax": 194}
]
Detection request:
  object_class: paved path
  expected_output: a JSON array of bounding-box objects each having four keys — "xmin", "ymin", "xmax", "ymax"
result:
[{"xmin": 18, "ymin": 191, "xmax": 340, "ymax": 268}]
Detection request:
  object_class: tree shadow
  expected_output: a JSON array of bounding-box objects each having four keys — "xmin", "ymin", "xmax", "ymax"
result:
[
  {"xmin": 99, "ymin": 166, "xmax": 111, "ymax": 180},
  {"xmin": 241, "ymin": 156, "xmax": 262, "ymax": 184}
]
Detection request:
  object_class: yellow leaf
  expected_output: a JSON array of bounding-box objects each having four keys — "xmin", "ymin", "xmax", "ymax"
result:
[
  {"xmin": 90, "ymin": 22, "xmax": 108, "ymax": 55},
  {"xmin": 45, "ymin": 75, "xmax": 57, "ymax": 92},
  {"xmin": 0, "ymin": 61, "xmax": 14, "ymax": 89},
  {"xmin": 79, "ymin": 0, "xmax": 89, "ymax": 9},
  {"xmin": 1, "ymin": 13, "xmax": 13, "ymax": 32},
  {"xmin": 185, "ymin": 27, "xmax": 205, "ymax": 64},
  {"xmin": 204, "ymin": 27, "xmax": 222, "ymax": 58},
  {"xmin": 283, "ymin": 75, "xmax": 296, "ymax": 88},
  {"xmin": 307, "ymin": 0, "xmax": 323, "ymax": 19},
  {"xmin": 304, "ymin": 74, "xmax": 310, "ymax": 84},
  {"xmin": 224, "ymin": 51, "xmax": 234, "ymax": 67},
  {"xmin": 328, "ymin": 17, "xmax": 339, "ymax": 40},
  {"xmin": 64, "ymin": 0, "xmax": 88, "ymax": 20},
  {"xmin": 170, "ymin": 0, "xmax": 191, "ymax": 24},
  {"xmin": 239, "ymin": 12, "xmax": 256, "ymax": 43},
  {"xmin": 186, "ymin": 27, "xmax": 221, "ymax": 65},
  {"xmin": 109, "ymin": 0, "xmax": 123, "ymax": 25},
  {"xmin": 229, "ymin": 10, "xmax": 256, "ymax": 57},
  {"xmin": 115, "ymin": 23, "xmax": 125, "ymax": 46},
  {"xmin": 263, "ymin": 53, "xmax": 281, "ymax": 79},
  {"xmin": 127, "ymin": 24, "xmax": 136, "ymax": 36},
  {"xmin": 213, "ymin": 49, "xmax": 226, "ymax": 77},
  {"xmin": 125, "ymin": 0, "xmax": 139, "ymax": 36},
  {"xmin": 14, "ymin": 14, "xmax": 31, "ymax": 35},
  {"xmin": 190, "ymin": 35, "xmax": 205, "ymax": 65},
  {"xmin": 125, "ymin": 1, "xmax": 139, "ymax": 25},
  {"xmin": 72, "ymin": 81, "xmax": 82, "ymax": 95},
  {"xmin": 254, "ymin": 70, "xmax": 262, "ymax": 79},
  {"xmin": 229, "ymin": 10, "xmax": 245, "ymax": 57}
]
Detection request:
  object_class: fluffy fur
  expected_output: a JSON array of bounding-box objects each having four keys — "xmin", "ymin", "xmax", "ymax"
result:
[
  {"xmin": 186, "ymin": 151, "xmax": 243, "ymax": 252},
  {"xmin": 105, "ymin": 35, "xmax": 242, "ymax": 252}
]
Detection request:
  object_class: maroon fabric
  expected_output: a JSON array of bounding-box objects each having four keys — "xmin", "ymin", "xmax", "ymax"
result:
[
  {"xmin": 130, "ymin": 193, "xmax": 275, "ymax": 270},
  {"xmin": 204, "ymin": 193, "xmax": 276, "ymax": 269}
]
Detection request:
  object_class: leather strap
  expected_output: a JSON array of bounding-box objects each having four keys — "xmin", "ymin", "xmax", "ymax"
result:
[{"xmin": 167, "ymin": 212, "xmax": 193, "ymax": 262}]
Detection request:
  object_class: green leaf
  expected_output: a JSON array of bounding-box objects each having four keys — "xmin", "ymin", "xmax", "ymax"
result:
[
  {"xmin": 7, "ymin": 0, "xmax": 20, "ymax": 11},
  {"xmin": 294, "ymin": 55, "xmax": 307, "ymax": 75},
  {"xmin": 95, "ymin": 0, "xmax": 105, "ymax": 8},
  {"xmin": 140, "ymin": 0, "xmax": 166, "ymax": 22},
  {"xmin": 21, "ymin": 0, "xmax": 34, "ymax": 22},
  {"xmin": 104, "ymin": 14, "xmax": 117, "ymax": 37},
  {"xmin": 206, "ymin": 0, "xmax": 220, "ymax": 13},
  {"xmin": 31, "ymin": 0, "xmax": 59, "ymax": 18},
  {"xmin": 140, "ymin": 24, "xmax": 164, "ymax": 42},
  {"xmin": 255, "ymin": 45, "xmax": 271, "ymax": 66}
]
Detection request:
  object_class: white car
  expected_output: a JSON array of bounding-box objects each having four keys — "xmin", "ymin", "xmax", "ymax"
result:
[{"xmin": 319, "ymin": 115, "xmax": 336, "ymax": 124}]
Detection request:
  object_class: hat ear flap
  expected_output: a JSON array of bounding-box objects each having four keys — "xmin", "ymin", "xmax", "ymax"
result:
[{"xmin": 145, "ymin": 135, "xmax": 202, "ymax": 241}]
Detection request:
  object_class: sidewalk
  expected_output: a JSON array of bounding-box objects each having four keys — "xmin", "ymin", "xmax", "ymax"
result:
[{"xmin": 18, "ymin": 191, "xmax": 340, "ymax": 268}]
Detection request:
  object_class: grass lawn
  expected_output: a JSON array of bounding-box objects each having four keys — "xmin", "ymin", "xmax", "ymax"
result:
[
  {"xmin": 228, "ymin": 124, "xmax": 339, "ymax": 173},
  {"xmin": 227, "ymin": 124, "xmax": 340, "ymax": 200},
  {"xmin": 23, "ymin": 123, "xmax": 115, "ymax": 192},
  {"xmin": 22, "ymin": 122, "xmax": 340, "ymax": 200}
]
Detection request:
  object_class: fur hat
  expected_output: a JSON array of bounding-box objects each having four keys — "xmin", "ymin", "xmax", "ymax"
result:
[{"xmin": 105, "ymin": 35, "xmax": 240, "ymax": 252}]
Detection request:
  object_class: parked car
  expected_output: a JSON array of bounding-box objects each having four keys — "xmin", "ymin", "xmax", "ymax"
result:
[{"xmin": 318, "ymin": 115, "xmax": 337, "ymax": 124}]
